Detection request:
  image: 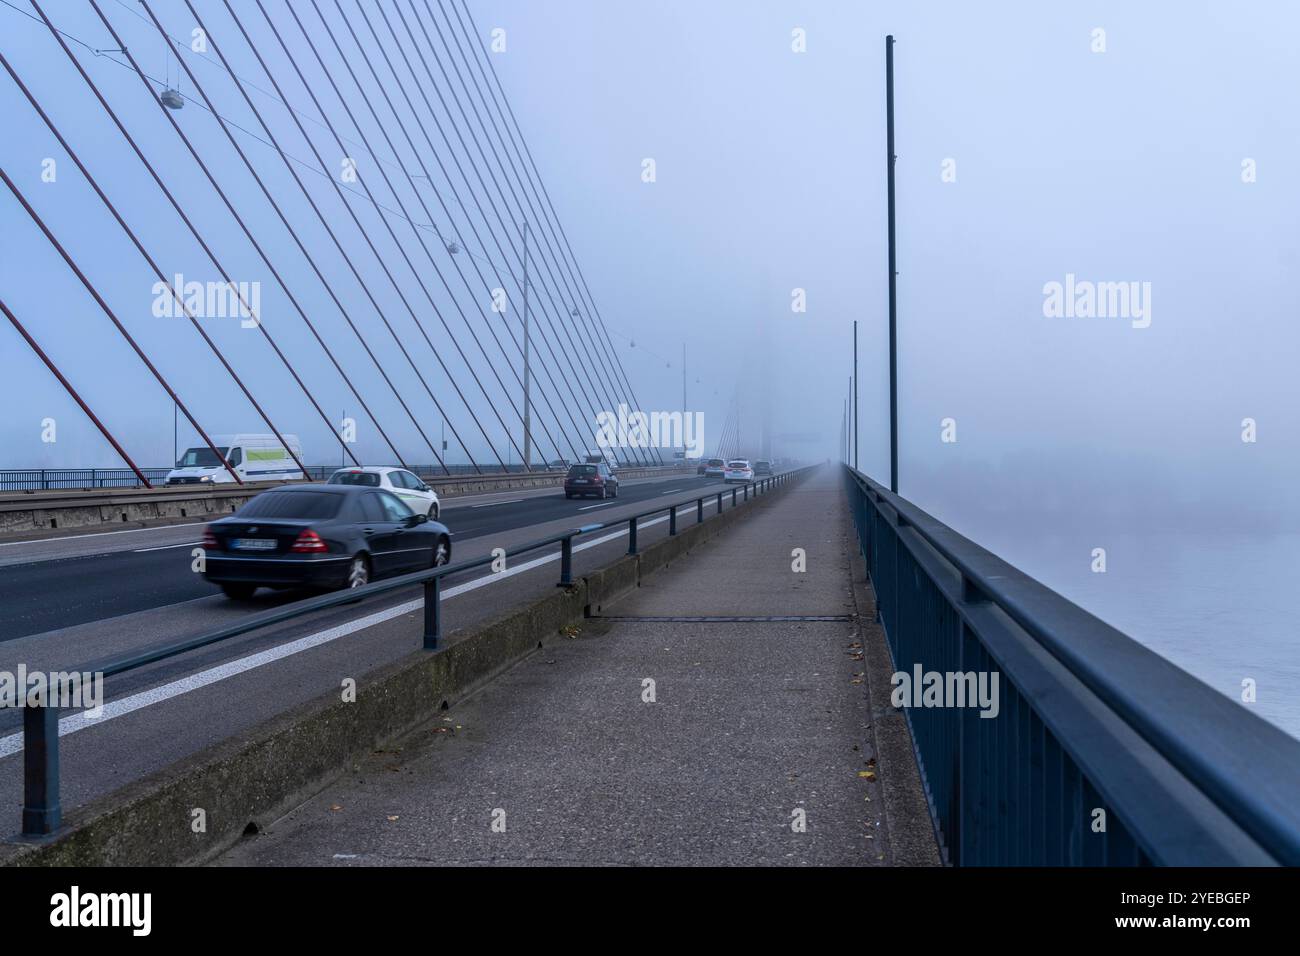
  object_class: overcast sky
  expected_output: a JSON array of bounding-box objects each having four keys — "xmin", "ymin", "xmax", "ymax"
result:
[{"xmin": 1, "ymin": 0, "xmax": 1297, "ymax": 529}]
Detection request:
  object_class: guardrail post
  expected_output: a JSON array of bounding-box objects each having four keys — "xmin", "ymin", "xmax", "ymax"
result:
[
  {"xmin": 743, "ymin": 484, "xmax": 749, "ymax": 500},
  {"xmin": 559, "ymin": 535, "xmax": 573, "ymax": 585},
  {"xmin": 716, "ymin": 492, "xmax": 722, "ymax": 515},
  {"xmin": 422, "ymin": 576, "xmax": 441, "ymax": 650},
  {"xmin": 731, "ymin": 488, "xmax": 737, "ymax": 506},
  {"xmin": 669, "ymin": 506, "xmax": 677, "ymax": 535},
  {"xmin": 22, "ymin": 695, "xmax": 61, "ymax": 836},
  {"xmin": 627, "ymin": 516, "xmax": 638, "ymax": 554},
  {"xmin": 697, "ymin": 498, "xmax": 704, "ymax": 524}
]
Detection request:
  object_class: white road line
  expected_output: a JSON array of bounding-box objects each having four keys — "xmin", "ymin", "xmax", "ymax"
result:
[
  {"xmin": 659, "ymin": 488, "xmax": 684, "ymax": 495},
  {"xmin": 0, "ymin": 513, "xmax": 676, "ymax": 757},
  {"xmin": 577, "ymin": 501, "xmax": 616, "ymax": 511},
  {"xmin": 467, "ymin": 499, "xmax": 524, "ymax": 509},
  {"xmin": 134, "ymin": 541, "xmax": 202, "ymax": 553},
  {"xmin": 0, "ymin": 524, "xmax": 200, "ymax": 548}
]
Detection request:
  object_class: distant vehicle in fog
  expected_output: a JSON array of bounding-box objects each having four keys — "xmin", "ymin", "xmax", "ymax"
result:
[
  {"xmin": 166, "ymin": 434, "xmax": 302, "ymax": 485},
  {"xmin": 754, "ymin": 460, "xmax": 773, "ymax": 476},
  {"xmin": 724, "ymin": 459, "xmax": 754, "ymax": 483},
  {"xmin": 565, "ymin": 462, "xmax": 619, "ymax": 499}
]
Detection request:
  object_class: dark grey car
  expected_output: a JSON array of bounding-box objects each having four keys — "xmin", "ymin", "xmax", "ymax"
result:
[{"xmin": 202, "ymin": 484, "xmax": 451, "ymax": 600}]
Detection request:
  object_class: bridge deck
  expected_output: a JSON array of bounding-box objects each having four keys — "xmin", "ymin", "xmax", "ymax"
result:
[{"xmin": 216, "ymin": 468, "xmax": 938, "ymax": 866}]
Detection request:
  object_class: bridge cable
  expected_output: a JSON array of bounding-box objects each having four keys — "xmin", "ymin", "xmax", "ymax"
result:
[
  {"xmin": 419, "ymin": 0, "xmax": 652, "ymax": 466},
  {"xmin": 451, "ymin": 0, "xmax": 668, "ymax": 465},
  {"xmin": 239, "ymin": 0, "xmax": 573, "ymax": 468},
  {"xmin": 326, "ymin": 0, "xmax": 600, "ymax": 465},
  {"xmin": 0, "ymin": 298, "xmax": 154, "ymax": 488},
  {"xmin": 317, "ymin": 0, "xmax": 607, "ymax": 464},
  {"xmin": 24, "ymin": 6, "xmax": 364, "ymax": 471},
  {"xmin": 0, "ymin": 168, "xmax": 240, "ymax": 484},
  {"xmin": 387, "ymin": 0, "xmax": 648, "ymax": 467},
  {"xmin": 119, "ymin": 0, "xmax": 473, "ymax": 473}
]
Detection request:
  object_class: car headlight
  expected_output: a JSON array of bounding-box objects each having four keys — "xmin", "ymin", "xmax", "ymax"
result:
[{"xmin": 200, "ymin": 475, "xmax": 213, "ymax": 483}]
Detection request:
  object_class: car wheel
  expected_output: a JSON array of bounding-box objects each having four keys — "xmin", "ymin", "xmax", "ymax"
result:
[
  {"xmin": 346, "ymin": 554, "xmax": 370, "ymax": 590},
  {"xmin": 599, "ymin": 486, "xmax": 607, "ymax": 499},
  {"xmin": 220, "ymin": 583, "xmax": 256, "ymax": 600},
  {"xmin": 432, "ymin": 536, "xmax": 450, "ymax": 567}
]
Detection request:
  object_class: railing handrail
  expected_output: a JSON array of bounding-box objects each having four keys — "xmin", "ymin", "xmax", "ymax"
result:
[{"xmin": 844, "ymin": 464, "xmax": 1300, "ymax": 864}]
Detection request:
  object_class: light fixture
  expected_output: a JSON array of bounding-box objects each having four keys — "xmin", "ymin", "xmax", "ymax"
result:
[
  {"xmin": 159, "ymin": 88, "xmax": 184, "ymax": 109},
  {"xmin": 446, "ymin": 240, "xmax": 461, "ymax": 254}
]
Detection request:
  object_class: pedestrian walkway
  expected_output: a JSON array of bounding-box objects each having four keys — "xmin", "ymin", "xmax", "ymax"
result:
[{"xmin": 216, "ymin": 467, "xmax": 938, "ymax": 866}]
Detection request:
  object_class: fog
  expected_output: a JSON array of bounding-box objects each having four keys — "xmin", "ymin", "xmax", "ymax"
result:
[{"xmin": 2, "ymin": 0, "xmax": 1297, "ymax": 532}]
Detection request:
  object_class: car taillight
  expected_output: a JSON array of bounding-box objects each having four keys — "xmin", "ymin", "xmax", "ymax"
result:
[
  {"xmin": 591, "ymin": 475, "xmax": 603, "ymax": 483},
  {"xmin": 291, "ymin": 529, "xmax": 328, "ymax": 553},
  {"xmin": 201, "ymin": 527, "xmax": 218, "ymax": 550}
]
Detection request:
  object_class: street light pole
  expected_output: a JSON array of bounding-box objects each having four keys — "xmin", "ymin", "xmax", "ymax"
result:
[
  {"xmin": 682, "ymin": 342, "xmax": 687, "ymax": 455},
  {"xmin": 853, "ymin": 319, "xmax": 859, "ymax": 471},
  {"xmin": 886, "ymin": 34, "xmax": 899, "ymax": 493},
  {"xmin": 521, "ymin": 219, "xmax": 531, "ymax": 472}
]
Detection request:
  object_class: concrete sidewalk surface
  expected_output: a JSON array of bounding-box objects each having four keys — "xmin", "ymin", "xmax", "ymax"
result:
[{"xmin": 216, "ymin": 466, "xmax": 940, "ymax": 866}]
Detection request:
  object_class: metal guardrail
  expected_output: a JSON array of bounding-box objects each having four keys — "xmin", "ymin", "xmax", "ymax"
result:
[
  {"xmin": 10, "ymin": 468, "xmax": 809, "ymax": 837},
  {"xmin": 0, "ymin": 468, "xmax": 172, "ymax": 491},
  {"xmin": 843, "ymin": 464, "xmax": 1300, "ymax": 866},
  {"xmin": 0, "ymin": 462, "xmax": 688, "ymax": 492}
]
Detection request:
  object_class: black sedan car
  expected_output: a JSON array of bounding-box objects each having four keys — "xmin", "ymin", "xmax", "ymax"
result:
[{"xmin": 202, "ymin": 484, "xmax": 451, "ymax": 600}]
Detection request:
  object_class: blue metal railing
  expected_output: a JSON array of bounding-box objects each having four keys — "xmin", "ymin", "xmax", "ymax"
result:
[
  {"xmin": 8, "ymin": 468, "xmax": 808, "ymax": 837},
  {"xmin": 843, "ymin": 464, "xmax": 1300, "ymax": 866}
]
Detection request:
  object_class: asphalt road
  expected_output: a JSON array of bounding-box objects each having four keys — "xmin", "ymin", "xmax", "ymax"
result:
[
  {"xmin": 0, "ymin": 472, "xmax": 718, "ymax": 643},
  {"xmin": 0, "ymin": 469, "xmax": 766, "ymax": 829}
]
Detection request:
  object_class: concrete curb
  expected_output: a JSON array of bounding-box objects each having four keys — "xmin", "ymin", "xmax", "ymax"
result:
[
  {"xmin": 1, "ymin": 471, "xmax": 812, "ymax": 866},
  {"xmin": 843, "ymin": 491, "xmax": 944, "ymax": 867}
]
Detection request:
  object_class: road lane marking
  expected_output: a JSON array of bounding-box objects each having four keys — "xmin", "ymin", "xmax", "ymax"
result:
[
  {"xmin": 577, "ymin": 501, "xmax": 616, "ymax": 511},
  {"xmin": 134, "ymin": 541, "xmax": 202, "ymax": 553},
  {"xmin": 659, "ymin": 488, "xmax": 683, "ymax": 495},
  {"xmin": 0, "ymin": 524, "xmax": 201, "ymax": 548},
  {"xmin": 0, "ymin": 510, "xmax": 686, "ymax": 757},
  {"xmin": 467, "ymin": 499, "xmax": 524, "ymax": 508}
]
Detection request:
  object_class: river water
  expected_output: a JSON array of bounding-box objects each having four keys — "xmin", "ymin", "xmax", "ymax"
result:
[{"xmin": 947, "ymin": 520, "xmax": 1300, "ymax": 740}]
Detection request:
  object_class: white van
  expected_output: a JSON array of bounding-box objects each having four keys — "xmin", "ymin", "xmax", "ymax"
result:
[
  {"xmin": 166, "ymin": 434, "xmax": 303, "ymax": 485},
  {"xmin": 584, "ymin": 449, "xmax": 617, "ymax": 471}
]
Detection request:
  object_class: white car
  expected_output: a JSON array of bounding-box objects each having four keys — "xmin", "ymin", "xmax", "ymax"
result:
[
  {"xmin": 326, "ymin": 466, "xmax": 440, "ymax": 519},
  {"xmin": 723, "ymin": 459, "xmax": 754, "ymax": 483}
]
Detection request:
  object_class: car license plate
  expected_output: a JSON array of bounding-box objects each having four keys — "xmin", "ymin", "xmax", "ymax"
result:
[
  {"xmin": 231, "ymin": 538, "xmax": 277, "ymax": 551},
  {"xmin": 573, "ymin": 479, "xmax": 587, "ymax": 484}
]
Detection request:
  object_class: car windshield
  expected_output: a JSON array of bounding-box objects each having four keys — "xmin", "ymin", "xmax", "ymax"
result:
[
  {"xmin": 708, "ymin": 459, "xmax": 724, "ymax": 467},
  {"xmin": 568, "ymin": 465, "xmax": 598, "ymax": 476},
  {"xmin": 238, "ymin": 491, "xmax": 342, "ymax": 520},
  {"xmin": 728, "ymin": 461, "xmax": 748, "ymax": 468},
  {"xmin": 328, "ymin": 470, "xmax": 381, "ymax": 487},
  {"xmin": 177, "ymin": 447, "xmax": 229, "ymax": 468}
]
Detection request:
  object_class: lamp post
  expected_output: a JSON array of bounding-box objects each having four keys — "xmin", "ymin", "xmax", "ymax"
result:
[{"xmin": 521, "ymin": 219, "xmax": 531, "ymax": 472}]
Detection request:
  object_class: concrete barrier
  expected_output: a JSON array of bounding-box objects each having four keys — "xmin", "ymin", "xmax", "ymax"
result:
[
  {"xmin": 0, "ymin": 466, "xmax": 692, "ymax": 539},
  {"xmin": 0, "ymin": 469, "xmax": 812, "ymax": 866}
]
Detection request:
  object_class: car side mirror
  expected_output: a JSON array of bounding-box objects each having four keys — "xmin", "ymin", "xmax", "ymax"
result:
[{"xmin": 405, "ymin": 513, "xmax": 426, "ymax": 527}]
